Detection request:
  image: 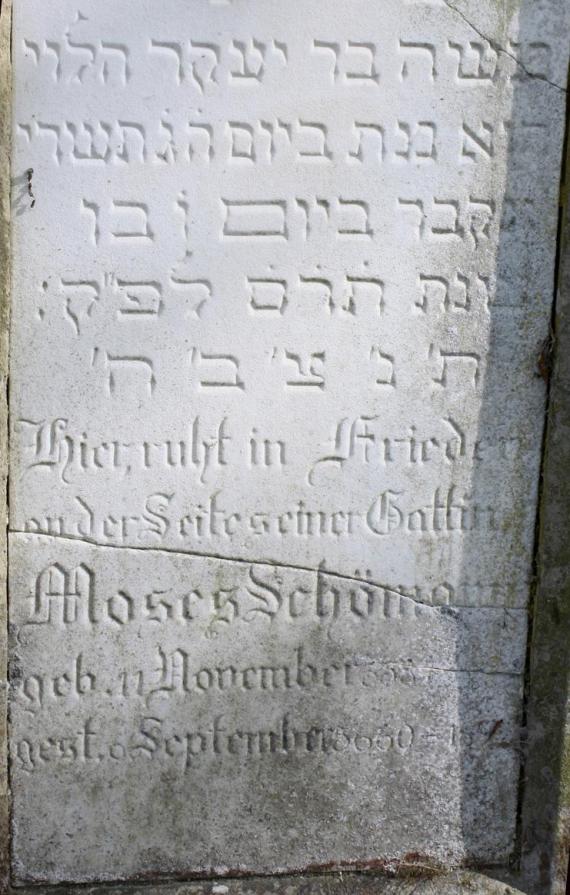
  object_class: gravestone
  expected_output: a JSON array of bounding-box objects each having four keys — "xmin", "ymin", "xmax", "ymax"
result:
[{"xmin": 6, "ymin": 0, "xmax": 569, "ymax": 888}]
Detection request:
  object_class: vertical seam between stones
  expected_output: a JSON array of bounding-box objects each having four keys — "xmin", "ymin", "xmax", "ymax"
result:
[{"xmin": 514, "ymin": 57, "xmax": 570, "ymax": 882}]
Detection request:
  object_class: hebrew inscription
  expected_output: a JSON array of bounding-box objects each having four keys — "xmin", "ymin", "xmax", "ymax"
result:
[{"xmin": 9, "ymin": 0, "xmax": 569, "ymax": 884}]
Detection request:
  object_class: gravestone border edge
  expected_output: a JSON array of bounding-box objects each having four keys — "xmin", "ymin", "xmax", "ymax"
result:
[
  {"xmin": 0, "ymin": 0, "xmax": 568, "ymax": 892},
  {"xmin": 519, "ymin": 67, "xmax": 570, "ymax": 895}
]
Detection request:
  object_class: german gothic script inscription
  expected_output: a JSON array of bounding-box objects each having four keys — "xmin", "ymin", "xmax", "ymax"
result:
[{"xmin": 9, "ymin": 0, "xmax": 569, "ymax": 883}]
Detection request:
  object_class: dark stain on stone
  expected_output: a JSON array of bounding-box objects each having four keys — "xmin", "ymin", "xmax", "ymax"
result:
[
  {"xmin": 26, "ymin": 168, "xmax": 35, "ymax": 209},
  {"xmin": 537, "ymin": 331, "xmax": 555, "ymax": 383}
]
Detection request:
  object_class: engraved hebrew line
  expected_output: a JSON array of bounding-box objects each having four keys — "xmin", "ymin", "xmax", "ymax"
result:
[
  {"xmin": 148, "ymin": 38, "xmax": 287, "ymax": 89},
  {"xmin": 80, "ymin": 199, "xmax": 154, "ymax": 244},
  {"xmin": 312, "ymin": 40, "xmax": 380, "ymax": 84},
  {"xmin": 398, "ymin": 196, "xmax": 496, "ymax": 245},
  {"xmin": 36, "ymin": 274, "xmax": 211, "ymax": 333},
  {"xmin": 20, "ymin": 32, "xmax": 558, "ymax": 89},
  {"xmin": 21, "ymin": 116, "xmax": 544, "ymax": 166},
  {"xmin": 221, "ymin": 197, "xmax": 373, "ymax": 240},
  {"xmin": 22, "ymin": 36, "xmax": 130, "ymax": 85},
  {"xmin": 34, "ymin": 268, "xmax": 496, "ymax": 331},
  {"xmin": 17, "ymin": 339, "xmax": 487, "ymax": 391},
  {"xmin": 440, "ymin": 0, "xmax": 564, "ymax": 90}
]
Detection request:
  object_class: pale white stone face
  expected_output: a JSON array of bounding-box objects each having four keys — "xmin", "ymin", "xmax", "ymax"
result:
[{"xmin": 8, "ymin": 0, "xmax": 568, "ymax": 884}]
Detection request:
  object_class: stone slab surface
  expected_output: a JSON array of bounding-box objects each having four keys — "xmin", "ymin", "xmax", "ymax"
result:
[{"xmin": 7, "ymin": 0, "xmax": 569, "ymax": 886}]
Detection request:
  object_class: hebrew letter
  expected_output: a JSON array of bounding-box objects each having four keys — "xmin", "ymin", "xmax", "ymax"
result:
[
  {"xmin": 36, "ymin": 122, "xmax": 63, "ymax": 164},
  {"xmin": 450, "ymin": 273, "xmax": 470, "ymax": 311},
  {"xmin": 349, "ymin": 123, "xmax": 384, "ymax": 163},
  {"xmin": 150, "ymin": 41, "xmax": 184, "ymax": 84},
  {"xmin": 281, "ymin": 350, "xmax": 326, "ymax": 389},
  {"xmin": 298, "ymin": 276, "xmax": 334, "ymax": 313},
  {"xmin": 99, "ymin": 42, "xmax": 130, "ymax": 84},
  {"xmin": 394, "ymin": 122, "xmax": 413, "ymax": 161},
  {"xmin": 66, "ymin": 122, "xmax": 111, "ymax": 163},
  {"xmin": 398, "ymin": 198, "xmax": 425, "ymax": 238},
  {"xmin": 312, "ymin": 40, "xmax": 340, "ymax": 80},
  {"xmin": 222, "ymin": 199, "xmax": 287, "ymax": 238},
  {"xmin": 415, "ymin": 121, "xmax": 437, "ymax": 159},
  {"xmin": 192, "ymin": 350, "xmax": 244, "ymax": 388},
  {"xmin": 81, "ymin": 199, "xmax": 100, "ymax": 245},
  {"xmin": 110, "ymin": 201, "xmax": 153, "ymax": 239},
  {"xmin": 399, "ymin": 41, "xmax": 437, "ymax": 80},
  {"xmin": 60, "ymin": 278, "xmax": 100, "ymax": 334},
  {"xmin": 63, "ymin": 36, "xmax": 95, "ymax": 83},
  {"xmin": 228, "ymin": 122, "xmax": 256, "ymax": 160},
  {"xmin": 115, "ymin": 121, "xmax": 147, "ymax": 162},
  {"xmin": 448, "ymin": 41, "xmax": 498, "ymax": 81},
  {"xmin": 396, "ymin": 121, "xmax": 436, "ymax": 160},
  {"xmin": 296, "ymin": 121, "xmax": 331, "ymax": 159},
  {"xmin": 467, "ymin": 199, "xmax": 495, "ymax": 246},
  {"xmin": 417, "ymin": 275, "xmax": 449, "ymax": 312},
  {"xmin": 155, "ymin": 119, "xmax": 177, "ymax": 164},
  {"xmin": 169, "ymin": 277, "xmax": 212, "ymax": 317},
  {"xmin": 102, "ymin": 353, "xmax": 156, "ymax": 396},
  {"xmin": 432, "ymin": 199, "xmax": 464, "ymax": 239},
  {"xmin": 189, "ymin": 42, "xmax": 220, "ymax": 93},
  {"xmin": 114, "ymin": 279, "xmax": 162, "ymax": 317},
  {"xmin": 258, "ymin": 119, "xmax": 292, "ymax": 162},
  {"xmin": 521, "ymin": 41, "xmax": 553, "ymax": 80},
  {"xmin": 295, "ymin": 198, "xmax": 330, "ymax": 240},
  {"xmin": 248, "ymin": 278, "xmax": 288, "ymax": 313},
  {"xmin": 370, "ymin": 347, "xmax": 395, "ymax": 386},
  {"xmin": 461, "ymin": 121, "xmax": 494, "ymax": 161},
  {"xmin": 343, "ymin": 277, "xmax": 384, "ymax": 315},
  {"xmin": 345, "ymin": 41, "xmax": 380, "ymax": 83},
  {"xmin": 187, "ymin": 123, "xmax": 214, "ymax": 161},
  {"xmin": 430, "ymin": 345, "xmax": 481, "ymax": 387},
  {"xmin": 229, "ymin": 39, "xmax": 266, "ymax": 81}
]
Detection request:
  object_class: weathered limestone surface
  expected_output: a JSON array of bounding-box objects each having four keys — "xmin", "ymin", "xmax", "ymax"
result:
[{"xmin": 7, "ymin": 0, "xmax": 569, "ymax": 886}]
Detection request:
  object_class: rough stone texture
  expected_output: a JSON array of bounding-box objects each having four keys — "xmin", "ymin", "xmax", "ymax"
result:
[
  {"xmin": 3, "ymin": 870, "xmax": 530, "ymax": 895},
  {"xmin": 520, "ymin": 114, "xmax": 570, "ymax": 894},
  {"xmin": 6, "ymin": 0, "xmax": 569, "ymax": 888}
]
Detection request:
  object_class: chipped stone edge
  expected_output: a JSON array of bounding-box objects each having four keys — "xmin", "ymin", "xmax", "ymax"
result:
[
  {"xmin": 519, "ymin": 82, "xmax": 570, "ymax": 895},
  {"xmin": 0, "ymin": 0, "xmax": 11, "ymax": 891}
]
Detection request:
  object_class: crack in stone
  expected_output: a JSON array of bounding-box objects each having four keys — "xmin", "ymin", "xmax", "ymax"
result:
[
  {"xmin": 442, "ymin": 0, "xmax": 567, "ymax": 93},
  {"xmin": 8, "ymin": 528, "xmax": 527, "ymax": 612},
  {"xmin": 409, "ymin": 666, "xmax": 521, "ymax": 676},
  {"xmin": 8, "ymin": 528, "xmax": 433, "ymax": 606}
]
